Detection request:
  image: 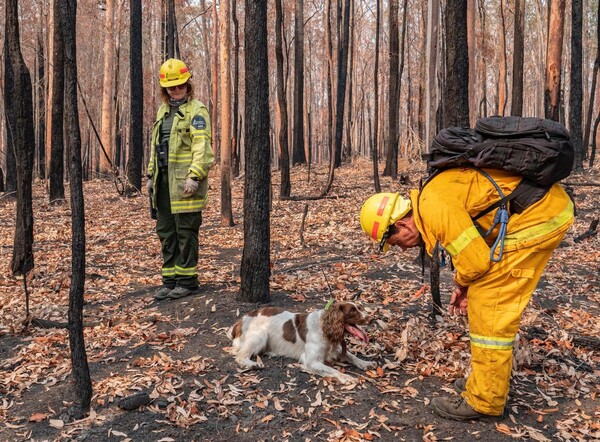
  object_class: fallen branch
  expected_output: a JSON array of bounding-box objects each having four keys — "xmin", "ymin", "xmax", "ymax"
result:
[
  {"xmin": 562, "ymin": 181, "xmax": 600, "ymax": 187},
  {"xmin": 574, "ymin": 219, "xmax": 598, "ymax": 243},
  {"xmin": 280, "ymin": 194, "xmax": 346, "ymax": 201},
  {"xmin": 299, "ymin": 203, "xmax": 309, "ymax": 247}
]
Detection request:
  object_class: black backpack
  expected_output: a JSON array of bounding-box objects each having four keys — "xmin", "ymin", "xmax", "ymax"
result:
[
  {"xmin": 423, "ymin": 116, "xmax": 574, "ymax": 261},
  {"xmin": 426, "ymin": 116, "xmax": 574, "ymax": 214}
]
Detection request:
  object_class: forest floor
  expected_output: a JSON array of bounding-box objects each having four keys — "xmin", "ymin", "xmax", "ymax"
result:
[{"xmin": 0, "ymin": 159, "xmax": 599, "ymax": 442}]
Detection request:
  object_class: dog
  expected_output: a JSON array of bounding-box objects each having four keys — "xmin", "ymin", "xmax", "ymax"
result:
[{"xmin": 228, "ymin": 302, "xmax": 375, "ymax": 384}]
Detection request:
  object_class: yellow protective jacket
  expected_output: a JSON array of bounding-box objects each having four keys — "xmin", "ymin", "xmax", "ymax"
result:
[
  {"xmin": 147, "ymin": 99, "xmax": 215, "ymax": 214},
  {"xmin": 410, "ymin": 168, "xmax": 574, "ymax": 287}
]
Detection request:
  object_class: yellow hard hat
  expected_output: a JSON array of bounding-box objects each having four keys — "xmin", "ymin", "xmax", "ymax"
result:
[
  {"xmin": 360, "ymin": 192, "xmax": 411, "ymax": 252},
  {"xmin": 159, "ymin": 58, "xmax": 192, "ymax": 88}
]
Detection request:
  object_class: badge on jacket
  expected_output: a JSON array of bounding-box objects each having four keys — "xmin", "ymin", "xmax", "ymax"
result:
[{"xmin": 191, "ymin": 115, "xmax": 206, "ymax": 130}]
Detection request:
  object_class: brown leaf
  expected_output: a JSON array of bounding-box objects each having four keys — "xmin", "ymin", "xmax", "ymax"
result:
[{"xmin": 29, "ymin": 412, "xmax": 47, "ymax": 422}]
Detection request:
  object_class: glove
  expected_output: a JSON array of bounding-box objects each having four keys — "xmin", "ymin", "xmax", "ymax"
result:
[
  {"xmin": 183, "ymin": 177, "xmax": 199, "ymax": 194},
  {"xmin": 146, "ymin": 177, "xmax": 153, "ymax": 193}
]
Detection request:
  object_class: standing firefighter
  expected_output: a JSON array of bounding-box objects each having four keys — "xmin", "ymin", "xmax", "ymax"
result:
[
  {"xmin": 147, "ymin": 58, "xmax": 215, "ymax": 300},
  {"xmin": 360, "ymin": 168, "xmax": 573, "ymax": 420}
]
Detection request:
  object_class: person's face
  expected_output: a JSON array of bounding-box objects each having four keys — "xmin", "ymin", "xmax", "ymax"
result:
[
  {"xmin": 386, "ymin": 217, "xmax": 421, "ymax": 251},
  {"xmin": 166, "ymin": 82, "xmax": 188, "ymax": 101}
]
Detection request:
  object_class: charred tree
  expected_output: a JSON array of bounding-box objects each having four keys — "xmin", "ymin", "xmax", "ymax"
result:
[
  {"xmin": 126, "ymin": 0, "xmax": 143, "ymax": 193},
  {"xmin": 5, "ymin": 0, "xmax": 35, "ymax": 276},
  {"xmin": 232, "ymin": 0, "xmax": 240, "ymax": 177},
  {"xmin": 275, "ymin": 0, "xmax": 291, "ymax": 198},
  {"xmin": 383, "ymin": 0, "xmax": 400, "ymax": 178},
  {"xmin": 443, "ymin": 0, "xmax": 470, "ymax": 127},
  {"xmin": 3, "ymin": 37, "xmax": 17, "ymax": 195},
  {"xmin": 511, "ymin": 0, "xmax": 525, "ymax": 116},
  {"xmin": 292, "ymin": 0, "xmax": 306, "ymax": 165},
  {"xmin": 60, "ymin": 0, "xmax": 92, "ymax": 418},
  {"xmin": 372, "ymin": 0, "xmax": 381, "ymax": 193},
  {"xmin": 239, "ymin": 0, "xmax": 271, "ymax": 303},
  {"xmin": 570, "ymin": 0, "xmax": 583, "ymax": 170},
  {"xmin": 49, "ymin": 0, "xmax": 65, "ymax": 204}
]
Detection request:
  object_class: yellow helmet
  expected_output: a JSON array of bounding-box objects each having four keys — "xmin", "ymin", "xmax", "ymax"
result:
[
  {"xmin": 159, "ymin": 58, "xmax": 192, "ymax": 88},
  {"xmin": 360, "ymin": 192, "xmax": 411, "ymax": 252}
]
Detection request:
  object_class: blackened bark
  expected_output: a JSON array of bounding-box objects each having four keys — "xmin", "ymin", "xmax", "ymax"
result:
[
  {"xmin": 511, "ymin": 0, "xmax": 525, "ymax": 116},
  {"xmin": 443, "ymin": 0, "xmax": 470, "ymax": 127},
  {"xmin": 3, "ymin": 37, "xmax": 17, "ymax": 194},
  {"xmin": 127, "ymin": 0, "xmax": 143, "ymax": 192},
  {"xmin": 275, "ymin": 0, "xmax": 291, "ymax": 198},
  {"xmin": 333, "ymin": 0, "xmax": 351, "ymax": 167},
  {"xmin": 60, "ymin": 0, "xmax": 92, "ymax": 418},
  {"xmin": 240, "ymin": 0, "xmax": 271, "ymax": 303},
  {"xmin": 36, "ymin": 33, "xmax": 46, "ymax": 179},
  {"xmin": 232, "ymin": 0, "xmax": 240, "ymax": 177},
  {"xmin": 6, "ymin": 0, "xmax": 35, "ymax": 276},
  {"xmin": 372, "ymin": 0, "xmax": 381, "ymax": 193},
  {"xmin": 383, "ymin": 0, "xmax": 399, "ymax": 178},
  {"xmin": 49, "ymin": 0, "xmax": 65, "ymax": 204},
  {"xmin": 292, "ymin": 0, "xmax": 306, "ymax": 165},
  {"xmin": 163, "ymin": 0, "xmax": 179, "ymax": 59},
  {"xmin": 570, "ymin": 0, "xmax": 583, "ymax": 170}
]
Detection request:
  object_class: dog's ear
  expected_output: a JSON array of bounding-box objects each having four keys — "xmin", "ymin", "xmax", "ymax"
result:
[{"xmin": 322, "ymin": 304, "xmax": 345, "ymax": 344}]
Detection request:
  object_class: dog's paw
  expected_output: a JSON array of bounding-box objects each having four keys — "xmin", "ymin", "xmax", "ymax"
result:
[
  {"xmin": 360, "ymin": 361, "xmax": 377, "ymax": 371},
  {"xmin": 337, "ymin": 374, "xmax": 357, "ymax": 385}
]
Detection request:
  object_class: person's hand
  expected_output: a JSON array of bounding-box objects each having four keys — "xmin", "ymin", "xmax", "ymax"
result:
[
  {"xmin": 146, "ymin": 177, "xmax": 153, "ymax": 193},
  {"xmin": 448, "ymin": 284, "xmax": 468, "ymax": 316},
  {"xmin": 183, "ymin": 177, "xmax": 199, "ymax": 194}
]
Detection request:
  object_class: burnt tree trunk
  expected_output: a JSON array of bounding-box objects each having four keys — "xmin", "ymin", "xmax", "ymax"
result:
[
  {"xmin": 443, "ymin": 0, "xmax": 470, "ymax": 127},
  {"xmin": 570, "ymin": 0, "xmax": 584, "ymax": 170},
  {"xmin": 240, "ymin": 0, "xmax": 271, "ymax": 303},
  {"xmin": 275, "ymin": 0, "xmax": 291, "ymax": 198},
  {"xmin": 231, "ymin": 0, "xmax": 240, "ymax": 177},
  {"xmin": 5, "ymin": 0, "xmax": 35, "ymax": 276},
  {"xmin": 60, "ymin": 0, "xmax": 92, "ymax": 418},
  {"xmin": 126, "ymin": 0, "xmax": 143, "ymax": 193},
  {"xmin": 3, "ymin": 37, "xmax": 17, "ymax": 195},
  {"xmin": 511, "ymin": 0, "xmax": 525, "ymax": 116},
  {"xmin": 383, "ymin": 0, "xmax": 399, "ymax": 178},
  {"xmin": 372, "ymin": 0, "xmax": 381, "ymax": 193},
  {"xmin": 49, "ymin": 0, "xmax": 65, "ymax": 204},
  {"xmin": 292, "ymin": 0, "xmax": 306, "ymax": 165}
]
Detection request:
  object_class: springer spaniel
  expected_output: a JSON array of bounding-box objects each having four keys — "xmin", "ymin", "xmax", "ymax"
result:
[{"xmin": 228, "ymin": 302, "xmax": 375, "ymax": 384}]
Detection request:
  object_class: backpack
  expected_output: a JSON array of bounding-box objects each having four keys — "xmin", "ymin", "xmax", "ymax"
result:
[{"xmin": 423, "ymin": 116, "xmax": 574, "ymax": 261}]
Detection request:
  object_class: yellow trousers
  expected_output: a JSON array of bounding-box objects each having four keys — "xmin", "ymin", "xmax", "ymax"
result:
[{"xmin": 462, "ymin": 232, "xmax": 566, "ymax": 415}]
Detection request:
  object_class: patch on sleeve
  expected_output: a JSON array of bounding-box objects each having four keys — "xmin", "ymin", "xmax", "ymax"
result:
[{"xmin": 191, "ymin": 115, "xmax": 206, "ymax": 130}]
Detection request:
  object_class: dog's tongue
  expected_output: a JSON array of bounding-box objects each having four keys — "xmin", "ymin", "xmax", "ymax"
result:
[{"xmin": 345, "ymin": 324, "xmax": 369, "ymax": 343}]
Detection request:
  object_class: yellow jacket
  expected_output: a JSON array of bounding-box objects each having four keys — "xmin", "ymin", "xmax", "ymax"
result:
[
  {"xmin": 410, "ymin": 168, "xmax": 574, "ymax": 287},
  {"xmin": 147, "ymin": 99, "xmax": 215, "ymax": 213}
]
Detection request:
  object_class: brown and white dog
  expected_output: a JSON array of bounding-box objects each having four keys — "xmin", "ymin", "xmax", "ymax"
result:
[{"xmin": 228, "ymin": 302, "xmax": 375, "ymax": 384}]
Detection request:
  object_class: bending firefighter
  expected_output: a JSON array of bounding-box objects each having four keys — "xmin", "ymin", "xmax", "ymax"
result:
[
  {"xmin": 147, "ymin": 59, "xmax": 215, "ymax": 300},
  {"xmin": 360, "ymin": 168, "xmax": 573, "ymax": 420}
]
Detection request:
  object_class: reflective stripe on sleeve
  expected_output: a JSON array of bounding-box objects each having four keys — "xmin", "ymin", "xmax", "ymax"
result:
[{"xmin": 445, "ymin": 225, "xmax": 480, "ymax": 257}]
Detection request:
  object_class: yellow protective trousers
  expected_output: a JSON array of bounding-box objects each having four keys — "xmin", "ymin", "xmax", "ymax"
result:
[{"xmin": 462, "ymin": 231, "xmax": 566, "ymax": 415}]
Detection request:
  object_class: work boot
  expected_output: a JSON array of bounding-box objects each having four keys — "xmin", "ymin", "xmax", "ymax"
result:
[
  {"xmin": 431, "ymin": 396, "xmax": 489, "ymax": 421},
  {"xmin": 453, "ymin": 378, "xmax": 467, "ymax": 393},
  {"xmin": 167, "ymin": 286, "xmax": 195, "ymax": 299},
  {"xmin": 154, "ymin": 286, "xmax": 173, "ymax": 300}
]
